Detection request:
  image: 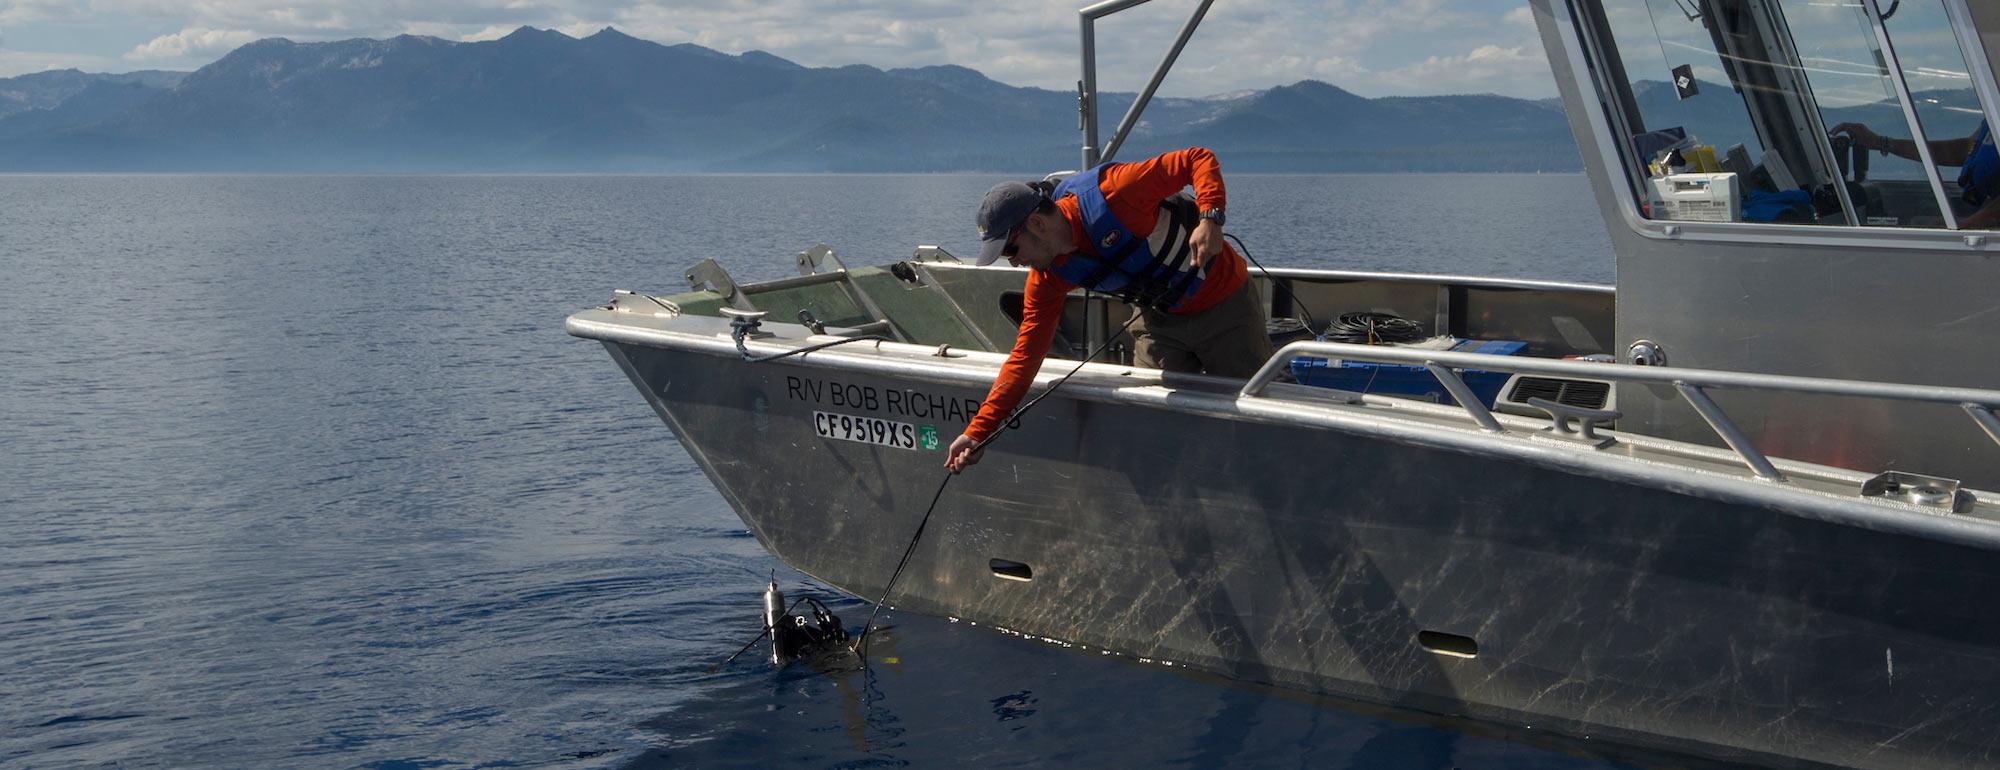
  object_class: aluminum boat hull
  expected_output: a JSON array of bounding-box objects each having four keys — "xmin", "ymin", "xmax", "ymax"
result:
[{"xmin": 592, "ymin": 329, "xmax": 2000, "ymax": 770}]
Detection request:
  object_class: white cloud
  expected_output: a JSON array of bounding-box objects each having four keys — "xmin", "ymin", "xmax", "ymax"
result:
[
  {"xmin": 9, "ymin": 1, "xmax": 1562, "ymax": 97},
  {"xmin": 0, "ymin": 48, "xmax": 122, "ymax": 77},
  {"xmin": 399, "ymin": 21, "xmax": 471, "ymax": 39},
  {"xmin": 1312, "ymin": 56, "xmax": 1370, "ymax": 81},
  {"xmin": 551, "ymin": 22, "xmax": 607, "ymax": 39},
  {"xmin": 124, "ymin": 27, "xmax": 262, "ymax": 62},
  {"xmin": 1103, "ymin": 0, "xmax": 1556, "ymax": 97},
  {"xmin": 459, "ymin": 24, "xmax": 519, "ymax": 43},
  {"xmin": 1376, "ymin": 44, "xmax": 1550, "ymax": 94},
  {"xmin": 0, "ymin": 0, "xmax": 90, "ymax": 26}
]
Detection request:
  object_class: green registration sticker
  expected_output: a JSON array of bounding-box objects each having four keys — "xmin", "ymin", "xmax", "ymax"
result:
[{"xmin": 917, "ymin": 425, "xmax": 941, "ymax": 451}]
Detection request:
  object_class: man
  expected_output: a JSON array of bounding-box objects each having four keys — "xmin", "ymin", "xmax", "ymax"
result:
[
  {"xmin": 1832, "ymin": 119, "xmax": 2000, "ymax": 228},
  {"xmin": 945, "ymin": 147, "xmax": 1272, "ymax": 472}
]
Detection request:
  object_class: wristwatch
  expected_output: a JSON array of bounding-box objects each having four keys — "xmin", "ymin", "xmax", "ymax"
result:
[{"xmin": 1199, "ymin": 207, "xmax": 1226, "ymax": 227}]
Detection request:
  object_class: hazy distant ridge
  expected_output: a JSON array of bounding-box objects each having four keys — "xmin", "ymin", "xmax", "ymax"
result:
[{"xmin": 0, "ymin": 26, "xmax": 1584, "ymax": 172}]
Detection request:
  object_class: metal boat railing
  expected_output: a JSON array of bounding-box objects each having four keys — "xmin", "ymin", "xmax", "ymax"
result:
[
  {"xmin": 1077, "ymin": 0, "xmax": 1216, "ymax": 169},
  {"xmin": 1242, "ymin": 341, "xmax": 2000, "ymax": 483}
]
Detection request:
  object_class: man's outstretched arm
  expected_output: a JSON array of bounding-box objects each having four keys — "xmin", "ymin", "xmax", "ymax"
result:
[{"xmin": 948, "ymin": 271, "xmax": 1071, "ymax": 471}]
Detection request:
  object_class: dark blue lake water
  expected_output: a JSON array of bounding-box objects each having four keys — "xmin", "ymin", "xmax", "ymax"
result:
[{"xmin": 1, "ymin": 174, "xmax": 1631, "ymax": 769}]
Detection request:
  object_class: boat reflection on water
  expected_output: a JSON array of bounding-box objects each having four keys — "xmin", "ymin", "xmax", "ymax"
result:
[{"xmin": 626, "ymin": 602, "xmax": 1744, "ymax": 769}]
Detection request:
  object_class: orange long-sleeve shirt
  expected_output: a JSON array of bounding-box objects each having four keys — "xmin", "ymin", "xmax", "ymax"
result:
[{"xmin": 964, "ymin": 147, "xmax": 1246, "ymax": 444}]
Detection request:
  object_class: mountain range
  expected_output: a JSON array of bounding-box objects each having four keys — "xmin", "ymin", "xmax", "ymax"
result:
[{"xmin": 3, "ymin": 26, "xmax": 1590, "ymax": 172}]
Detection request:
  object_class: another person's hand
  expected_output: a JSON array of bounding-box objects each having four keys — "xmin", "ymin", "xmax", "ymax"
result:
[
  {"xmin": 945, "ymin": 433, "xmax": 984, "ymax": 472},
  {"xmin": 1832, "ymin": 122, "xmax": 1880, "ymax": 151},
  {"xmin": 1188, "ymin": 219, "xmax": 1222, "ymax": 268}
]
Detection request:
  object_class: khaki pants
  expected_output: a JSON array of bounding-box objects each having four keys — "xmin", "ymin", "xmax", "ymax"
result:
[{"xmin": 1128, "ymin": 282, "xmax": 1274, "ymax": 377}]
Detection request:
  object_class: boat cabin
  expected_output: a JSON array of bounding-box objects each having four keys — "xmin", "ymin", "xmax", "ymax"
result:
[{"xmin": 1534, "ymin": 0, "xmax": 2000, "ymax": 488}]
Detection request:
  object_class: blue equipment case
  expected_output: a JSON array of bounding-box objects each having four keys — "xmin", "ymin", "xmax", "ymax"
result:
[{"xmin": 1290, "ymin": 340, "xmax": 1525, "ymax": 407}]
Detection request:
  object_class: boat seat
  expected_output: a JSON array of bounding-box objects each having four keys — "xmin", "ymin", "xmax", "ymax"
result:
[{"xmin": 1000, "ymin": 291, "xmax": 1084, "ymax": 361}]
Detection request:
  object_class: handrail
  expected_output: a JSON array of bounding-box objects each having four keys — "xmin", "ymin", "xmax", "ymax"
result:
[
  {"xmin": 746, "ymin": 270, "xmax": 851, "ymax": 293},
  {"xmin": 1423, "ymin": 362, "xmax": 1503, "ymax": 433},
  {"xmin": 1675, "ymin": 382, "xmax": 1785, "ymax": 482},
  {"xmin": 1243, "ymin": 341, "xmax": 2000, "ymax": 407},
  {"xmin": 1077, "ymin": 0, "xmax": 1217, "ymax": 168},
  {"xmin": 1242, "ymin": 340, "xmax": 2000, "ymax": 481},
  {"xmin": 1248, "ymin": 267, "xmax": 1613, "ymax": 295},
  {"xmin": 922, "ymin": 260, "xmax": 1616, "ymax": 295}
]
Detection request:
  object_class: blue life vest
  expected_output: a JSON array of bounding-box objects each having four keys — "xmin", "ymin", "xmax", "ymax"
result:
[
  {"xmin": 1958, "ymin": 121, "xmax": 1999, "ymax": 207},
  {"xmin": 1048, "ymin": 165, "xmax": 1205, "ymax": 311}
]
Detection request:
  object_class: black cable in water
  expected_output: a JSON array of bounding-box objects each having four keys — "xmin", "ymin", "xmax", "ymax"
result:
[{"xmin": 851, "ymin": 310, "xmax": 1144, "ymax": 662}]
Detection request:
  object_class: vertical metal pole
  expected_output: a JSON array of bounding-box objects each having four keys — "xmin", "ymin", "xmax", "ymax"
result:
[
  {"xmin": 1101, "ymin": 0, "xmax": 1216, "ymax": 165},
  {"xmin": 1085, "ymin": 295, "xmax": 1107, "ymax": 362},
  {"xmin": 1865, "ymin": 0, "xmax": 1961, "ymax": 229},
  {"xmin": 1942, "ymin": 0, "xmax": 2000, "ymax": 185},
  {"xmin": 1565, "ymin": 0, "xmax": 1655, "ymax": 212},
  {"xmin": 1762, "ymin": 0, "xmax": 1861, "ymax": 226},
  {"xmin": 1080, "ymin": 16, "xmax": 1101, "ymax": 169}
]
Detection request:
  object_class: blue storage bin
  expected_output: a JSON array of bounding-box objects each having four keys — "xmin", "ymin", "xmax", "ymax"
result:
[
  {"xmin": 1449, "ymin": 339, "xmax": 1527, "ymax": 357},
  {"xmin": 1290, "ymin": 339, "xmax": 1524, "ymax": 407}
]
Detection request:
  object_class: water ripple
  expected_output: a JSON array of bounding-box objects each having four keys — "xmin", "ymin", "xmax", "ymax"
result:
[{"xmin": 0, "ymin": 174, "xmax": 1622, "ymax": 770}]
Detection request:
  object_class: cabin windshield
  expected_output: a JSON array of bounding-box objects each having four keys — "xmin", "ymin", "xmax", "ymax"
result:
[{"xmin": 1579, "ymin": 0, "xmax": 1994, "ymax": 229}]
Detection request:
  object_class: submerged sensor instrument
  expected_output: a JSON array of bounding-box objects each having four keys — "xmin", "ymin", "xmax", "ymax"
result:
[
  {"xmin": 717, "ymin": 573, "xmax": 849, "ymax": 669},
  {"xmin": 761, "ymin": 577, "xmax": 847, "ymax": 665}
]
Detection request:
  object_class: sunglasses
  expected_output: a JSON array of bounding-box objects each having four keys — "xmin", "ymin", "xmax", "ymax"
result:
[{"xmin": 1001, "ymin": 227, "xmax": 1023, "ymax": 258}]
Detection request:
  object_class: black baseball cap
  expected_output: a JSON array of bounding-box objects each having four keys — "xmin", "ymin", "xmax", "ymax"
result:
[{"xmin": 974, "ymin": 181, "xmax": 1044, "ymax": 266}]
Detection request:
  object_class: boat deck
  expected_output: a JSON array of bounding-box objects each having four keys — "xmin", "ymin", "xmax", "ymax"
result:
[{"xmin": 571, "ymin": 258, "xmax": 2000, "ymax": 538}]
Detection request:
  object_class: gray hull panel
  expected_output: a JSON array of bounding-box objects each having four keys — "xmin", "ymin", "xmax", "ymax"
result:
[{"xmin": 607, "ymin": 340, "xmax": 2000, "ymax": 769}]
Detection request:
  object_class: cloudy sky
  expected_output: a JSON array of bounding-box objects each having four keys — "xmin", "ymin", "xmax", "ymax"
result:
[{"xmin": 0, "ymin": 0, "xmax": 1561, "ymax": 97}]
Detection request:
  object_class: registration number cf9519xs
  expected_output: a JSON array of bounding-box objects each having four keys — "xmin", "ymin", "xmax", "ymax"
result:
[{"xmin": 813, "ymin": 410, "xmax": 919, "ymax": 450}]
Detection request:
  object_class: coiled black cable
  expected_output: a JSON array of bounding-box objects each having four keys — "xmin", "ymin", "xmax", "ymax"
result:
[{"xmin": 1319, "ymin": 312, "xmax": 1426, "ymax": 345}]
